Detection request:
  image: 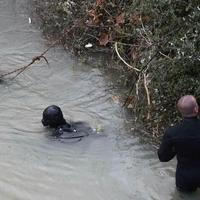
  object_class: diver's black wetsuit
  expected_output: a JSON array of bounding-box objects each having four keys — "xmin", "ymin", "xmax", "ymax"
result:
[
  {"xmin": 158, "ymin": 116, "xmax": 200, "ymax": 192},
  {"xmin": 54, "ymin": 121, "xmax": 93, "ymax": 139},
  {"xmin": 42, "ymin": 105, "xmax": 93, "ymax": 140}
]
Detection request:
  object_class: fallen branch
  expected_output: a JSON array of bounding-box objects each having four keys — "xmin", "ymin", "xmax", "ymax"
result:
[
  {"xmin": 0, "ymin": 40, "xmax": 60, "ymax": 80},
  {"xmin": 136, "ymin": 74, "xmax": 142, "ymax": 98},
  {"xmin": 139, "ymin": 15, "xmax": 152, "ymax": 46},
  {"xmin": 114, "ymin": 42, "xmax": 140, "ymax": 72},
  {"xmin": 143, "ymin": 73, "xmax": 151, "ymax": 120},
  {"xmin": 123, "ymin": 27, "xmax": 182, "ymax": 107},
  {"xmin": 159, "ymin": 51, "xmax": 173, "ymax": 60}
]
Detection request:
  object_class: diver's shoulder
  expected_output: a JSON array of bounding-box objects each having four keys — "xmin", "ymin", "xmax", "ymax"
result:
[{"xmin": 165, "ymin": 121, "xmax": 184, "ymax": 136}]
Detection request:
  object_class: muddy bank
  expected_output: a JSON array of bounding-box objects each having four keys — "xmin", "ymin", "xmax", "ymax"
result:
[{"xmin": 31, "ymin": 0, "xmax": 200, "ymax": 140}]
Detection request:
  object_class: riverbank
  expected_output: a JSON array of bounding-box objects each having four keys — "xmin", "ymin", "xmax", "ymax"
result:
[{"xmin": 31, "ymin": 0, "xmax": 200, "ymax": 140}]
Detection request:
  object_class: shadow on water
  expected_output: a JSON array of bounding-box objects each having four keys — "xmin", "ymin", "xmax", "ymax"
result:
[{"xmin": 0, "ymin": 0, "xmax": 199, "ymax": 200}]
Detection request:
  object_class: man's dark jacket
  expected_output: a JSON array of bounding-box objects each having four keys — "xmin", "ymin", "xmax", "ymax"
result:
[{"xmin": 158, "ymin": 116, "xmax": 200, "ymax": 191}]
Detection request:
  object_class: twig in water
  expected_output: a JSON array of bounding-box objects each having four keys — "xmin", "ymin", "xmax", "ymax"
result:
[
  {"xmin": 0, "ymin": 40, "xmax": 60, "ymax": 80},
  {"xmin": 11, "ymin": 55, "xmax": 49, "ymax": 80}
]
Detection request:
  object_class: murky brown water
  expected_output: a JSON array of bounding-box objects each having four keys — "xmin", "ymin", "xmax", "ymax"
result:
[{"xmin": 0, "ymin": 0, "xmax": 200, "ymax": 199}]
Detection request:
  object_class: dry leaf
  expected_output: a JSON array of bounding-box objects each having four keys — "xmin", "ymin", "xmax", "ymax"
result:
[
  {"xmin": 87, "ymin": 9, "xmax": 102, "ymax": 25},
  {"xmin": 127, "ymin": 104, "xmax": 134, "ymax": 109},
  {"xmin": 99, "ymin": 33, "xmax": 109, "ymax": 46},
  {"xmin": 116, "ymin": 13, "xmax": 125, "ymax": 25},
  {"xmin": 125, "ymin": 96, "xmax": 135, "ymax": 106},
  {"xmin": 142, "ymin": 15, "xmax": 150, "ymax": 23},
  {"xmin": 111, "ymin": 95, "xmax": 120, "ymax": 104},
  {"xmin": 96, "ymin": 0, "xmax": 105, "ymax": 7},
  {"xmin": 131, "ymin": 13, "xmax": 140, "ymax": 25}
]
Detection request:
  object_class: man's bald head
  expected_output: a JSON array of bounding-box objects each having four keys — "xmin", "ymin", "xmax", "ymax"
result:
[{"xmin": 177, "ymin": 95, "xmax": 199, "ymax": 117}]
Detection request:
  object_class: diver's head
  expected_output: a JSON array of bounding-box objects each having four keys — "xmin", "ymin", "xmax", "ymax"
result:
[
  {"xmin": 42, "ymin": 105, "xmax": 66, "ymax": 128},
  {"xmin": 177, "ymin": 95, "xmax": 199, "ymax": 118}
]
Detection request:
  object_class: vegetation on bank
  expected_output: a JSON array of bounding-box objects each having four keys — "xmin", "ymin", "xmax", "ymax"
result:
[{"xmin": 32, "ymin": 0, "xmax": 200, "ymax": 139}]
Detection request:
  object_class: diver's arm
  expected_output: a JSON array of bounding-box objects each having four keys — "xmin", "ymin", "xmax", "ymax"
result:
[{"xmin": 158, "ymin": 130, "xmax": 176, "ymax": 162}]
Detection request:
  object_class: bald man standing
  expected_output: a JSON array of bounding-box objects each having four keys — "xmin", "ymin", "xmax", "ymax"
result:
[{"xmin": 158, "ymin": 95, "xmax": 200, "ymax": 192}]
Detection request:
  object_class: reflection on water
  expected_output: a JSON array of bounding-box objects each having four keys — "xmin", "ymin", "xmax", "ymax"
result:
[{"xmin": 0, "ymin": 0, "xmax": 198, "ymax": 199}]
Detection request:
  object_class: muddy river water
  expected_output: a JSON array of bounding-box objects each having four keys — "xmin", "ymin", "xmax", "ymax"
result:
[{"xmin": 0, "ymin": 0, "xmax": 199, "ymax": 199}]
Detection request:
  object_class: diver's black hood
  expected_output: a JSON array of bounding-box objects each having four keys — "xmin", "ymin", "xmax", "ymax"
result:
[{"xmin": 42, "ymin": 105, "xmax": 67, "ymax": 128}]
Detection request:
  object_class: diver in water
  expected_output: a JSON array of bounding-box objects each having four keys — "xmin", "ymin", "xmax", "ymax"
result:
[
  {"xmin": 158, "ymin": 95, "xmax": 200, "ymax": 192},
  {"xmin": 42, "ymin": 105, "xmax": 93, "ymax": 139}
]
